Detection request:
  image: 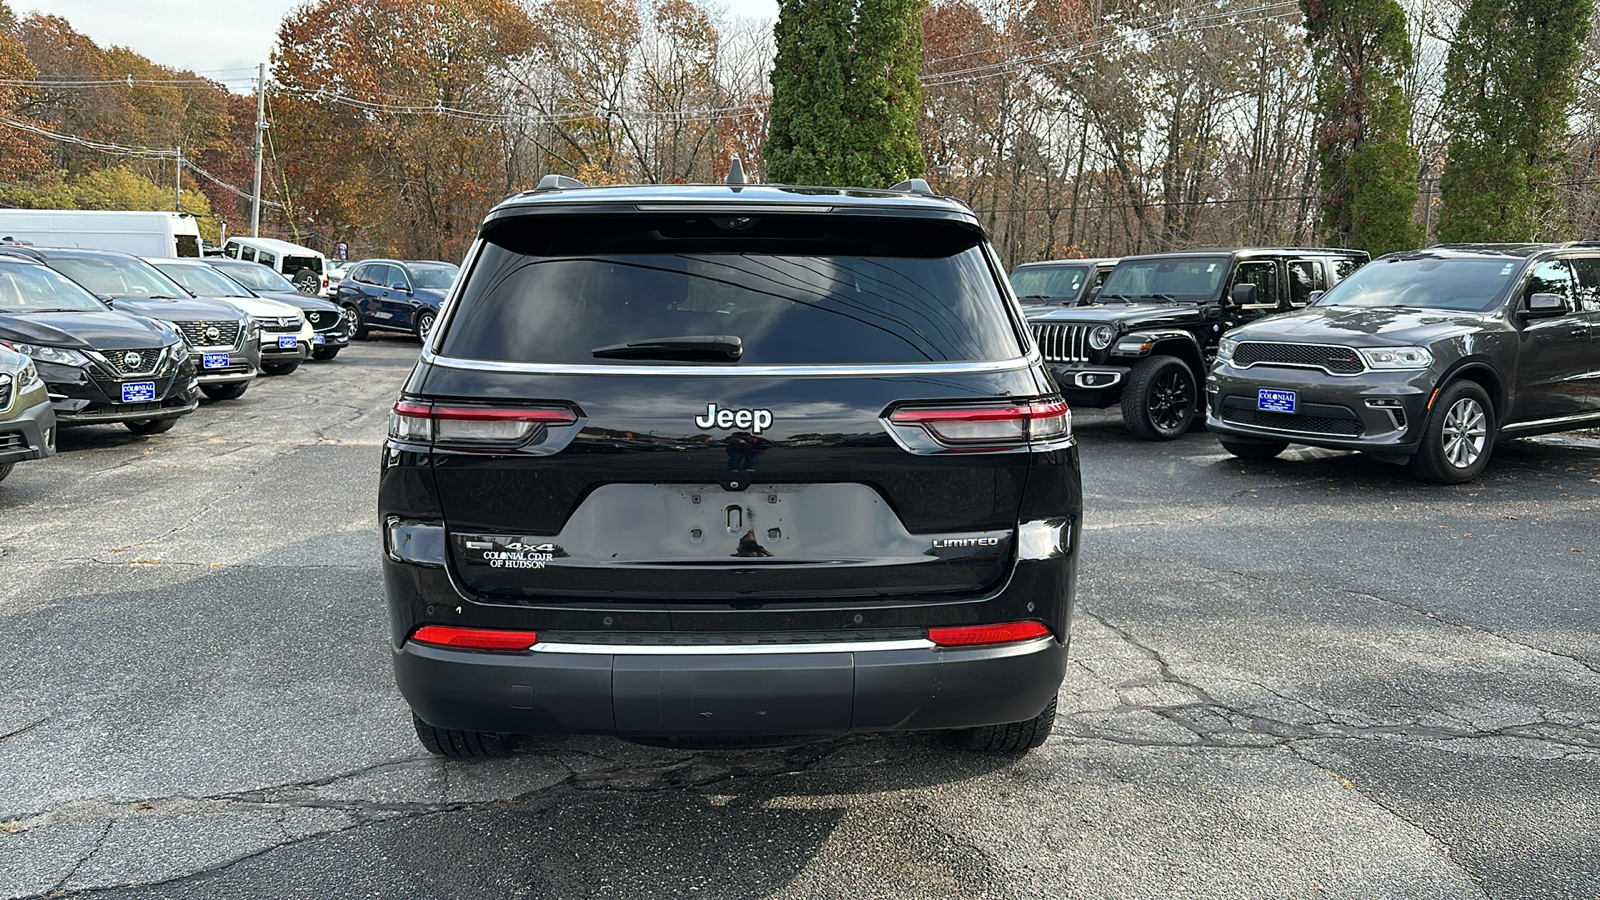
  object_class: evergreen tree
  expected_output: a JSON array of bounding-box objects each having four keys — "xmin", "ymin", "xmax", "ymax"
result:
[
  {"xmin": 766, "ymin": 0, "xmax": 926, "ymax": 186},
  {"xmin": 1301, "ymin": 0, "xmax": 1421, "ymax": 257},
  {"xmin": 840, "ymin": 0, "xmax": 926, "ymax": 186},
  {"xmin": 1437, "ymin": 0, "xmax": 1594, "ymax": 242}
]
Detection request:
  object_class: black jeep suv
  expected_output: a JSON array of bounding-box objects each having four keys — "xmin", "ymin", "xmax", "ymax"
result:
[
  {"xmin": 381, "ymin": 176, "xmax": 1082, "ymax": 755},
  {"xmin": 1208, "ymin": 243, "xmax": 1600, "ymax": 483},
  {"xmin": 1025, "ymin": 248, "xmax": 1367, "ymax": 439}
]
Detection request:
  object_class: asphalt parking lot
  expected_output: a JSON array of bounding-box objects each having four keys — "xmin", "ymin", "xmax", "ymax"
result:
[{"xmin": 2, "ymin": 339, "xmax": 1597, "ymax": 900}]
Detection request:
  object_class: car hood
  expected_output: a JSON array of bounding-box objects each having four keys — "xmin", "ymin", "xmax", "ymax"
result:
[
  {"xmin": 1231, "ymin": 307, "xmax": 1488, "ymax": 346},
  {"xmin": 217, "ymin": 295, "xmax": 304, "ymax": 319},
  {"xmin": 0, "ymin": 310, "xmax": 175, "ymax": 350},
  {"xmin": 253, "ymin": 291, "xmax": 339, "ymax": 313},
  {"xmin": 111, "ymin": 296, "xmax": 248, "ymax": 322},
  {"xmin": 1026, "ymin": 301, "xmax": 1210, "ymax": 329},
  {"xmin": 415, "ymin": 288, "xmax": 449, "ymax": 307}
]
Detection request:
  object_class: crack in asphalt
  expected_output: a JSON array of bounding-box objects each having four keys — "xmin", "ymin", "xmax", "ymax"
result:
[
  {"xmin": 0, "ymin": 717, "xmax": 49, "ymax": 745},
  {"xmin": 1343, "ymin": 588, "xmax": 1600, "ymax": 678}
]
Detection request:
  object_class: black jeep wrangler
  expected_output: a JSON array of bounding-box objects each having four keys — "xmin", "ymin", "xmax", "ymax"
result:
[{"xmin": 1024, "ymin": 248, "xmax": 1368, "ymax": 439}]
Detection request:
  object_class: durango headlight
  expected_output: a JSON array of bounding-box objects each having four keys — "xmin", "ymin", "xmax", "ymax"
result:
[
  {"xmin": 1215, "ymin": 336, "xmax": 1238, "ymax": 363},
  {"xmin": 4, "ymin": 341, "xmax": 91, "ymax": 367},
  {"xmin": 1088, "ymin": 325, "xmax": 1117, "ymax": 351},
  {"xmin": 1358, "ymin": 346, "xmax": 1433, "ymax": 369}
]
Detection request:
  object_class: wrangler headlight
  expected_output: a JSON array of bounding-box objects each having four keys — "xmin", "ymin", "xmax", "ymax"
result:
[
  {"xmin": 1358, "ymin": 346, "xmax": 1433, "ymax": 369},
  {"xmin": 1088, "ymin": 325, "xmax": 1117, "ymax": 351}
]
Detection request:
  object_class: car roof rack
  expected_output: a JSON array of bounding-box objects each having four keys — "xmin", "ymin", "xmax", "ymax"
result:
[
  {"xmin": 891, "ymin": 178, "xmax": 935, "ymax": 196},
  {"xmin": 533, "ymin": 174, "xmax": 587, "ymax": 193}
]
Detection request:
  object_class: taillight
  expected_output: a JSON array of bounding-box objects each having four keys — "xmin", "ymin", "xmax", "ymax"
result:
[
  {"xmin": 888, "ymin": 399, "xmax": 1070, "ymax": 449},
  {"xmin": 411, "ymin": 625, "xmax": 539, "ymax": 652},
  {"xmin": 388, "ymin": 401, "xmax": 577, "ymax": 447},
  {"xmin": 928, "ymin": 621, "xmax": 1052, "ymax": 647}
]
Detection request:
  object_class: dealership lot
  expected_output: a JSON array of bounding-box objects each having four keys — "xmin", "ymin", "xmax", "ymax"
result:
[{"xmin": 1, "ymin": 339, "xmax": 1596, "ymax": 899}]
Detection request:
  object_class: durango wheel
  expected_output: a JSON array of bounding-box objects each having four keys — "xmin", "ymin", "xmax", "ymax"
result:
[
  {"xmin": 1409, "ymin": 381, "xmax": 1494, "ymax": 483},
  {"xmin": 1122, "ymin": 355, "xmax": 1196, "ymax": 441}
]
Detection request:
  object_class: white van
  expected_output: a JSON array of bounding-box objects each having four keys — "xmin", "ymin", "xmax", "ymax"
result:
[
  {"xmin": 0, "ymin": 209, "xmax": 203, "ymax": 258},
  {"xmin": 221, "ymin": 237, "xmax": 329, "ymax": 295}
]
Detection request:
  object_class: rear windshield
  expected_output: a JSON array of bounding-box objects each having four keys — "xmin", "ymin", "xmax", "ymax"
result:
[
  {"xmin": 1100, "ymin": 256, "xmax": 1229, "ymax": 300},
  {"xmin": 283, "ymin": 255, "xmax": 323, "ymax": 275},
  {"xmin": 438, "ymin": 215, "xmax": 1022, "ymax": 365},
  {"xmin": 1011, "ymin": 264, "xmax": 1090, "ymax": 302}
]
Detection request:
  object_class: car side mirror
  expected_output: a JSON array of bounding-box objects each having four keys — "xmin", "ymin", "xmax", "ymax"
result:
[
  {"xmin": 392, "ymin": 283, "xmax": 410, "ymax": 293},
  {"xmin": 1524, "ymin": 292, "xmax": 1565, "ymax": 317},
  {"xmin": 1307, "ymin": 290, "xmax": 1324, "ymax": 304},
  {"xmin": 1228, "ymin": 284, "xmax": 1258, "ymax": 308}
]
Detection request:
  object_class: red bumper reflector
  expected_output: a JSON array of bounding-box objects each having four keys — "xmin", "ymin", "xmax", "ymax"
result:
[
  {"xmin": 928, "ymin": 621, "xmax": 1052, "ymax": 647},
  {"xmin": 411, "ymin": 625, "xmax": 539, "ymax": 652}
]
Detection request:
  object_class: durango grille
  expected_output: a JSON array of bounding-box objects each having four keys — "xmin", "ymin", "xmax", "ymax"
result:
[
  {"xmin": 96, "ymin": 347, "xmax": 164, "ymax": 375},
  {"xmin": 179, "ymin": 320, "xmax": 241, "ymax": 348},
  {"xmin": 1234, "ymin": 342, "xmax": 1364, "ymax": 375},
  {"xmin": 1222, "ymin": 407, "xmax": 1363, "ymax": 437},
  {"xmin": 1032, "ymin": 324, "xmax": 1090, "ymax": 363}
]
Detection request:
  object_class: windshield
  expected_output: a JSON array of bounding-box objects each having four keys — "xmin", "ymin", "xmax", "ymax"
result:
[
  {"xmin": 1099, "ymin": 256, "xmax": 1229, "ymax": 300},
  {"xmin": 440, "ymin": 216, "xmax": 1022, "ymax": 365},
  {"xmin": 1010, "ymin": 265, "xmax": 1090, "ymax": 302},
  {"xmin": 1314, "ymin": 256, "xmax": 1520, "ymax": 312},
  {"xmin": 213, "ymin": 261, "xmax": 296, "ymax": 292},
  {"xmin": 408, "ymin": 264, "xmax": 458, "ymax": 290},
  {"xmin": 0, "ymin": 263, "xmax": 111, "ymax": 313},
  {"xmin": 49, "ymin": 256, "xmax": 190, "ymax": 299},
  {"xmin": 153, "ymin": 263, "xmax": 252, "ymax": 298}
]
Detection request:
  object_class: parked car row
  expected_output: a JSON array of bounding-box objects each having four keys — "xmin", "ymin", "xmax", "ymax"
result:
[
  {"xmin": 1015, "ymin": 242, "xmax": 1600, "ymax": 482},
  {"xmin": 0, "ymin": 246, "xmax": 431, "ymax": 483}
]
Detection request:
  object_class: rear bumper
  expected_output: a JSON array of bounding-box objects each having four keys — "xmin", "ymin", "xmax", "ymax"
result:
[{"xmin": 397, "ymin": 635, "xmax": 1067, "ymax": 737}]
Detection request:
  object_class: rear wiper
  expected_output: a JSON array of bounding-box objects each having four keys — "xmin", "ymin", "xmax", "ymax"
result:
[{"xmin": 592, "ymin": 334, "xmax": 743, "ymax": 362}]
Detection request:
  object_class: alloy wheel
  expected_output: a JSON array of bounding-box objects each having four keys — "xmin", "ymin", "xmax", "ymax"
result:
[
  {"xmin": 1441, "ymin": 397, "xmax": 1487, "ymax": 469},
  {"xmin": 1147, "ymin": 368, "xmax": 1193, "ymax": 432}
]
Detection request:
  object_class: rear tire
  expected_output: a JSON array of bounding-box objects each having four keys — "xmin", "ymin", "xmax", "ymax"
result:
[
  {"xmin": 312, "ymin": 345, "xmax": 341, "ymax": 360},
  {"xmin": 412, "ymin": 714, "xmax": 515, "ymax": 758},
  {"xmin": 957, "ymin": 697, "xmax": 1057, "ymax": 752},
  {"xmin": 125, "ymin": 418, "xmax": 177, "ymax": 435},
  {"xmin": 0, "ymin": 462, "xmax": 13, "ymax": 483},
  {"xmin": 1218, "ymin": 435, "xmax": 1288, "ymax": 460},
  {"xmin": 415, "ymin": 310, "xmax": 436, "ymax": 342},
  {"xmin": 201, "ymin": 382, "xmax": 249, "ymax": 401},
  {"xmin": 261, "ymin": 361, "xmax": 300, "ymax": 376},
  {"xmin": 1122, "ymin": 355, "xmax": 1196, "ymax": 441},
  {"xmin": 1408, "ymin": 380, "xmax": 1494, "ymax": 484}
]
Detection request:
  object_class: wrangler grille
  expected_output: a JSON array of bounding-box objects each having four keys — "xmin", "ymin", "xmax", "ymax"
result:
[
  {"xmin": 1222, "ymin": 407, "xmax": 1363, "ymax": 437},
  {"xmin": 1234, "ymin": 342, "xmax": 1364, "ymax": 375},
  {"xmin": 178, "ymin": 320, "xmax": 241, "ymax": 349},
  {"xmin": 96, "ymin": 347, "xmax": 164, "ymax": 375},
  {"xmin": 1032, "ymin": 324, "xmax": 1090, "ymax": 363}
]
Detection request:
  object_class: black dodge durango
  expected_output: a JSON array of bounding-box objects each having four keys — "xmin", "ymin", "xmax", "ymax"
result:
[
  {"xmin": 381, "ymin": 175, "xmax": 1082, "ymax": 755},
  {"xmin": 1208, "ymin": 243, "xmax": 1600, "ymax": 482}
]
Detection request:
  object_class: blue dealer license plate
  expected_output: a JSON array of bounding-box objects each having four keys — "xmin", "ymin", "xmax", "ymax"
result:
[
  {"xmin": 277, "ymin": 336, "xmax": 298, "ymax": 349},
  {"xmin": 313, "ymin": 333, "xmax": 325, "ymax": 344},
  {"xmin": 122, "ymin": 381, "xmax": 156, "ymax": 403},
  {"xmin": 202, "ymin": 352, "xmax": 230, "ymax": 369},
  {"xmin": 1258, "ymin": 389, "xmax": 1296, "ymax": 413}
]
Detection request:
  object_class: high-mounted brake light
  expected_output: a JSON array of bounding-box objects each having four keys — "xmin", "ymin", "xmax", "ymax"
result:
[
  {"xmin": 889, "ymin": 399, "xmax": 1070, "ymax": 448},
  {"xmin": 928, "ymin": 621, "xmax": 1052, "ymax": 647},
  {"xmin": 411, "ymin": 625, "xmax": 539, "ymax": 652},
  {"xmin": 389, "ymin": 401, "xmax": 577, "ymax": 446}
]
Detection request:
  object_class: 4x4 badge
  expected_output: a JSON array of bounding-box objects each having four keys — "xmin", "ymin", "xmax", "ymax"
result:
[{"xmin": 695, "ymin": 403, "xmax": 773, "ymax": 434}]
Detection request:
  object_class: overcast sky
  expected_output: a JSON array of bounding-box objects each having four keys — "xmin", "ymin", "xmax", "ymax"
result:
[{"xmin": 26, "ymin": 0, "xmax": 779, "ymax": 90}]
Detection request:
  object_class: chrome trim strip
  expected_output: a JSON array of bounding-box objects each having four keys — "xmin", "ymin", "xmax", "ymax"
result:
[
  {"xmin": 532, "ymin": 638, "xmax": 937, "ymax": 655},
  {"xmin": 1500, "ymin": 411, "xmax": 1600, "ymax": 433},
  {"xmin": 420, "ymin": 348, "xmax": 1043, "ymax": 377}
]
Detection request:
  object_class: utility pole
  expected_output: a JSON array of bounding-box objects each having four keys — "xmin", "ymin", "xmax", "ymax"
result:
[
  {"xmin": 174, "ymin": 146, "xmax": 182, "ymax": 212},
  {"xmin": 251, "ymin": 62, "xmax": 266, "ymax": 237}
]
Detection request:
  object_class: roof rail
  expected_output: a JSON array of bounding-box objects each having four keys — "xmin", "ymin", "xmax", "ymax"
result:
[
  {"xmin": 891, "ymin": 178, "xmax": 935, "ymax": 196},
  {"xmin": 534, "ymin": 174, "xmax": 587, "ymax": 193}
]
